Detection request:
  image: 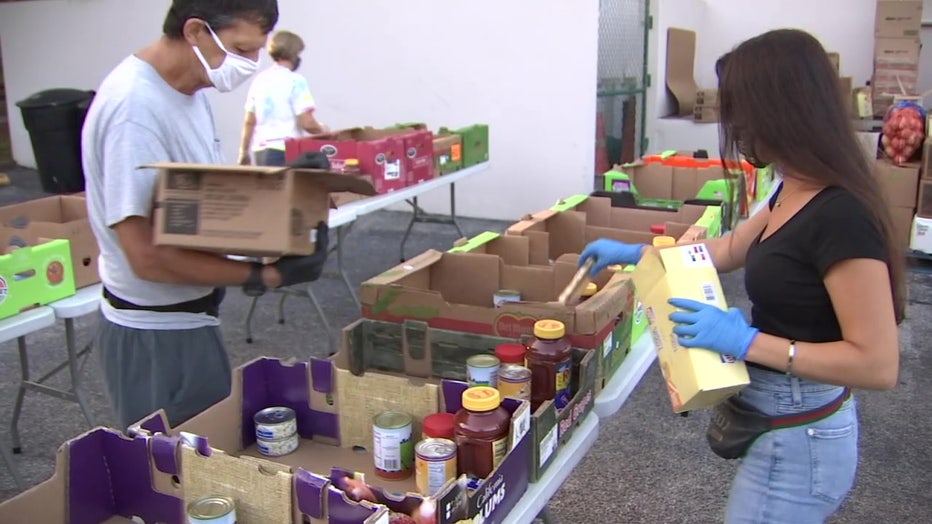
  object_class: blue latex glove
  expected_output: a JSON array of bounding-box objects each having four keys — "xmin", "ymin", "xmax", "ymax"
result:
[
  {"xmin": 579, "ymin": 239, "xmax": 647, "ymax": 276},
  {"xmin": 667, "ymin": 298, "xmax": 759, "ymax": 360}
]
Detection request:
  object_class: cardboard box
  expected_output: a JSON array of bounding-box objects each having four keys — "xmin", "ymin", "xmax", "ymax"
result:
[
  {"xmin": 334, "ymin": 317, "xmax": 596, "ymax": 482},
  {"xmin": 874, "ymin": 159, "xmax": 919, "ymax": 208},
  {"xmin": 150, "ymin": 163, "xmax": 375, "ymax": 257},
  {"xmin": 507, "ymin": 195, "xmax": 716, "ymax": 257},
  {"xmin": 285, "ymin": 128, "xmax": 408, "ymax": 194},
  {"xmin": 433, "ymin": 133, "xmax": 464, "ymax": 176},
  {"xmin": 693, "ymin": 105, "xmax": 719, "ymax": 123},
  {"xmin": 374, "ymin": 124, "xmax": 437, "ymax": 185},
  {"xmin": 910, "ymin": 215, "xmax": 932, "ymax": 254},
  {"xmin": 917, "ymin": 179, "xmax": 932, "ymax": 218},
  {"xmin": 891, "ymin": 204, "xmax": 917, "ymax": 250},
  {"xmin": 871, "ymin": 38, "xmax": 921, "ymax": 114},
  {"xmin": 442, "ymin": 124, "xmax": 489, "ymax": 168},
  {"xmin": 875, "ymin": 0, "xmax": 923, "ymax": 38},
  {"xmin": 632, "ymin": 244, "xmax": 750, "ymax": 412},
  {"xmin": 921, "ymin": 138, "xmax": 932, "ymax": 179},
  {"xmin": 447, "ymin": 231, "xmax": 635, "ymax": 388},
  {"xmin": 0, "ymin": 195, "xmax": 99, "ymax": 288},
  {"xmin": 362, "ymin": 245, "xmax": 634, "ymax": 352},
  {"xmin": 827, "ymin": 52, "xmax": 840, "ymax": 74},
  {"xmin": 0, "ymin": 238, "xmax": 76, "ymax": 320},
  {"xmin": 839, "ymin": 76, "xmax": 854, "ymax": 116},
  {"xmin": 694, "ymin": 88, "xmax": 718, "ymax": 107},
  {"xmin": 131, "ymin": 357, "xmax": 532, "ymax": 524}
]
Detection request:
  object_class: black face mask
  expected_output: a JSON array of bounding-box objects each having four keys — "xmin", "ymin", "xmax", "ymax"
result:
[
  {"xmin": 737, "ymin": 137, "xmax": 769, "ymax": 169},
  {"xmin": 292, "ymin": 57, "xmax": 302, "ymax": 71}
]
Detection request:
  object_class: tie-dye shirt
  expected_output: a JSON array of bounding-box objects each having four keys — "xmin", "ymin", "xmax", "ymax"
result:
[{"xmin": 244, "ymin": 64, "xmax": 317, "ymax": 152}]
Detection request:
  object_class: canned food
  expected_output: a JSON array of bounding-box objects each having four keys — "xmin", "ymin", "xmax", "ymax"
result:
[
  {"xmin": 254, "ymin": 407, "xmax": 297, "ymax": 441},
  {"xmin": 466, "ymin": 354, "xmax": 501, "ymax": 388},
  {"xmin": 415, "ymin": 438, "xmax": 457, "ymax": 496},
  {"xmin": 256, "ymin": 433, "xmax": 299, "ymax": 457},
  {"xmin": 493, "ymin": 289, "xmax": 522, "ymax": 308},
  {"xmin": 187, "ymin": 495, "xmax": 236, "ymax": 524},
  {"xmin": 373, "ymin": 411, "xmax": 414, "ymax": 480},
  {"xmin": 498, "ymin": 364, "xmax": 532, "ymax": 401}
]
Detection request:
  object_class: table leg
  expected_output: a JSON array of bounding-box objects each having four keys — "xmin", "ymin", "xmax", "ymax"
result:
[
  {"xmin": 449, "ymin": 182, "xmax": 464, "ymax": 238},
  {"xmin": 536, "ymin": 506, "xmax": 557, "ymax": 524},
  {"xmin": 10, "ymin": 337, "xmax": 29, "ymax": 454},
  {"xmin": 277, "ymin": 293, "xmax": 288, "ymax": 324},
  {"xmin": 400, "ymin": 196, "xmax": 420, "ymax": 262},
  {"xmin": 0, "ymin": 436, "xmax": 22, "ymax": 490},
  {"xmin": 336, "ymin": 225, "xmax": 360, "ymax": 308},
  {"xmin": 64, "ymin": 319, "xmax": 94, "ymax": 429},
  {"xmin": 245, "ymin": 295, "xmax": 260, "ymax": 344}
]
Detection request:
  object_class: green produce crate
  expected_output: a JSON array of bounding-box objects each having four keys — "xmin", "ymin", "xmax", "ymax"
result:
[
  {"xmin": 337, "ymin": 318, "xmax": 597, "ymax": 483},
  {"xmin": 441, "ymin": 124, "xmax": 489, "ymax": 168}
]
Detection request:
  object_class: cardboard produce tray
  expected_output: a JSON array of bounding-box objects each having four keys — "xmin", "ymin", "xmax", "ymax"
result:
[{"xmin": 335, "ymin": 318, "xmax": 597, "ymax": 482}]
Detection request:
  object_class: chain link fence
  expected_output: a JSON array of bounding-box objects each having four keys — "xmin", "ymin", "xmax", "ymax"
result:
[{"xmin": 595, "ymin": 0, "xmax": 650, "ymax": 183}]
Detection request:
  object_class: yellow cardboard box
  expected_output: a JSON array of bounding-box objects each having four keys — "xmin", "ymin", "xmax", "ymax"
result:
[{"xmin": 633, "ymin": 243, "xmax": 750, "ymax": 412}]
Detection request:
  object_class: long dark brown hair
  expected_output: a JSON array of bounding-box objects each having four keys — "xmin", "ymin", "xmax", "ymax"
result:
[{"xmin": 716, "ymin": 29, "xmax": 906, "ymax": 323}]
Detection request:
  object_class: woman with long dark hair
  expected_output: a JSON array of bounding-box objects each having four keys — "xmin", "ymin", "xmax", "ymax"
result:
[{"xmin": 581, "ymin": 29, "xmax": 903, "ymax": 522}]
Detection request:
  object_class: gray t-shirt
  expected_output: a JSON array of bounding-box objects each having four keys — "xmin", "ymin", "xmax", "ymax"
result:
[{"xmin": 83, "ymin": 55, "xmax": 223, "ymax": 330}]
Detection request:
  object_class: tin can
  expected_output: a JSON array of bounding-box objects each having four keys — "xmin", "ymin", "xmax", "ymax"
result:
[
  {"xmin": 254, "ymin": 407, "xmax": 297, "ymax": 441},
  {"xmin": 493, "ymin": 289, "xmax": 522, "ymax": 308},
  {"xmin": 373, "ymin": 411, "xmax": 414, "ymax": 480},
  {"xmin": 466, "ymin": 354, "xmax": 500, "ymax": 388},
  {"xmin": 497, "ymin": 364, "xmax": 532, "ymax": 401},
  {"xmin": 187, "ymin": 495, "xmax": 236, "ymax": 524},
  {"xmin": 415, "ymin": 438, "xmax": 457, "ymax": 496},
  {"xmin": 256, "ymin": 433, "xmax": 299, "ymax": 457}
]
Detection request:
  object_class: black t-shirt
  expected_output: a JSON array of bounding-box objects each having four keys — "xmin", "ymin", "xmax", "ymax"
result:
[{"xmin": 744, "ymin": 185, "xmax": 887, "ymax": 345}]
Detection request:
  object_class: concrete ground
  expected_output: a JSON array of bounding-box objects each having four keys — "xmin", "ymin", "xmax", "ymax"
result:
[{"xmin": 0, "ymin": 166, "xmax": 929, "ymax": 523}]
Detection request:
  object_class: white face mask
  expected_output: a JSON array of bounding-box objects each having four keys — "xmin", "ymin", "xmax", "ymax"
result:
[{"xmin": 192, "ymin": 23, "xmax": 259, "ymax": 92}]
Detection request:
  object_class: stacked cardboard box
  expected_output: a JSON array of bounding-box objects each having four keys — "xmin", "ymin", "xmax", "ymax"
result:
[
  {"xmin": 693, "ymin": 88, "xmax": 719, "ymax": 123},
  {"xmin": 871, "ymin": 0, "xmax": 923, "ymax": 116},
  {"xmin": 912, "ymin": 140, "xmax": 932, "ymax": 253},
  {"xmin": 875, "ymin": 157, "xmax": 920, "ymax": 251}
]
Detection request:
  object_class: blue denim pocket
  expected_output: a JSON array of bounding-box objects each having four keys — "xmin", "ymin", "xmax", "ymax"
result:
[{"xmin": 807, "ymin": 422, "xmax": 858, "ymax": 504}]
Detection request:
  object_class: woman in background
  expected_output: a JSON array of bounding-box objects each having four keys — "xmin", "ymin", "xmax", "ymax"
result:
[
  {"xmin": 238, "ymin": 30, "xmax": 328, "ymax": 166},
  {"xmin": 581, "ymin": 29, "xmax": 903, "ymax": 523}
]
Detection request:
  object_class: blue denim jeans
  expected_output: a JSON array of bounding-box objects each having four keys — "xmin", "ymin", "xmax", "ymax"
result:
[
  {"xmin": 725, "ymin": 367, "xmax": 858, "ymax": 523},
  {"xmin": 254, "ymin": 148, "xmax": 286, "ymax": 166}
]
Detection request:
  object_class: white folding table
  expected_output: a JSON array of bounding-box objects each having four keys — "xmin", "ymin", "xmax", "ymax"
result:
[
  {"xmin": 0, "ymin": 307, "xmax": 58, "ymax": 490},
  {"xmin": 241, "ymin": 163, "xmax": 491, "ymax": 345},
  {"xmin": 8, "ymin": 284, "xmax": 101, "ymax": 457}
]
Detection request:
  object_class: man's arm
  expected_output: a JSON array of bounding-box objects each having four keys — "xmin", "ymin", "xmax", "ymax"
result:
[
  {"xmin": 112, "ymin": 216, "xmax": 281, "ymax": 287},
  {"xmin": 238, "ymin": 111, "xmax": 257, "ymax": 165}
]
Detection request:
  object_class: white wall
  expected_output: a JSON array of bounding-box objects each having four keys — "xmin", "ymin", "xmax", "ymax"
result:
[
  {"xmin": 645, "ymin": 0, "xmax": 880, "ymax": 154},
  {"xmin": 0, "ymin": 0, "xmax": 600, "ymax": 220}
]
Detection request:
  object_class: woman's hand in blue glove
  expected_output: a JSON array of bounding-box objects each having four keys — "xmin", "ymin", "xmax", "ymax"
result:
[
  {"xmin": 580, "ymin": 239, "xmax": 647, "ymax": 276},
  {"xmin": 667, "ymin": 298, "xmax": 759, "ymax": 360}
]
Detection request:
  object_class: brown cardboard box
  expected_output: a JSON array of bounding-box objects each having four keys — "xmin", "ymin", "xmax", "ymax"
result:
[
  {"xmin": 871, "ymin": 37, "xmax": 921, "ymax": 114},
  {"xmin": 874, "ymin": 158, "xmax": 920, "ymax": 208},
  {"xmin": 875, "ymin": 0, "xmax": 923, "ymax": 38},
  {"xmin": 693, "ymin": 105, "xmax": 719, "ymax": 123},
  {"xmin": 890, "ymin": 205, "xmax": 916, "ymax": 249},
  {"xmin": 0, "ymin": 195, "xmax": 99, "ymax": 288},
  {"xmin": 921, "ymin": 138, "xmax": 932, "ymax": 179},
  {"xmin": 150, "ymin": 163, "xmax": 375, "ymax": 257},
  {"xmin": 695, "ymin": 89, "xmax": 718, "ymax": 107},
  {"xmin": 615, "ymin": 162, "xmax": 731, "ymax": 202},
  {"xmin": 918, "ymin": 179, "xmax": 932, "ymax": 218},
  {"xmin": 361, "ymin": 241, "xmax": 635, "ymax": 350},
  {"xmin": 827, "ymin": 52, "xmax": 840, "ymax": 74},
  {"xmin": 839, "ymin": 76, "xmax": 853, "ymax": 115},
  {"xmin": 505, "ymin": 197, "xmax": 712, "ymax": 263}
]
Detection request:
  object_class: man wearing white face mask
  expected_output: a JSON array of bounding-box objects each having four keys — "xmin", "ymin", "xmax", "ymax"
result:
[{"xmin": 82, "ymin": 0, "xmax": 330, "ymax": 430}]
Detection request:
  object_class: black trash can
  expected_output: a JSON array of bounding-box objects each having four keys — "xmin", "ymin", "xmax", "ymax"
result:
[{"xmin": 16, "ymin": 88, "xmax": 95, "ymax": 194}]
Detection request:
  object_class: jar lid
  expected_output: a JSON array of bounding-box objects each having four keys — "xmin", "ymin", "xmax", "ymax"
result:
[
  {"xmin": 462, "ymin": 387, "xmax": 502, "ymax": 412},
  {"xmin": 652, "ymin": 235, "xmax": 676, "ymax": 247},
  {"xmin": 581, "ymin": 282, "xmax": 598, "ymax": 297},
  {"xmin": 422, "ymin": 412, "xmax": 455, "ymax": 439},
  {"xmin": 494, "ymin": 343, "xmax": 526, "ymax": 364},
  {"xmin": 534, "ymin": 319, "xmax": 565, "ymax": 339}
]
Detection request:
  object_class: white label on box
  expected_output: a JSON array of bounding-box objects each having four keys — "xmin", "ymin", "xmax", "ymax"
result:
[
  {"xmin": 384, "ymin": 160, "xmax": 402, "ymax": 180},
  {"xmin": 539, "ymin": 426, "xmax": 558, "ymax": 467},
  {"xmin": 512, "ymin": 406, "xmax": 531, "ymax": 452},
  {"xmin": 701, "ymin": 282, "xmax": 718, "ymax": 304},
  {"xmin": 602, "ymin": 332, "xmax": 615, "ymax": 357},
  {"xmin": 682, "ymin": 244, "xmax": 714, "ymax": 268}
]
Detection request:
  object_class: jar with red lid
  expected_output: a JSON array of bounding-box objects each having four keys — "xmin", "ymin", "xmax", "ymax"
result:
[
  {"xmin": 494, "ymin": 343, "xmax": 526, "ymax": 365},
  {"xmin": 453, "ymin": 387, "xmax": 511, "ymax": 480},
  {"xmin": 422, "ymin": 412, "xmax": 455, "ymax": 440},
  {"xmin": 526, "ymin": 319, "xmax": 573, "ymax": 411}
]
